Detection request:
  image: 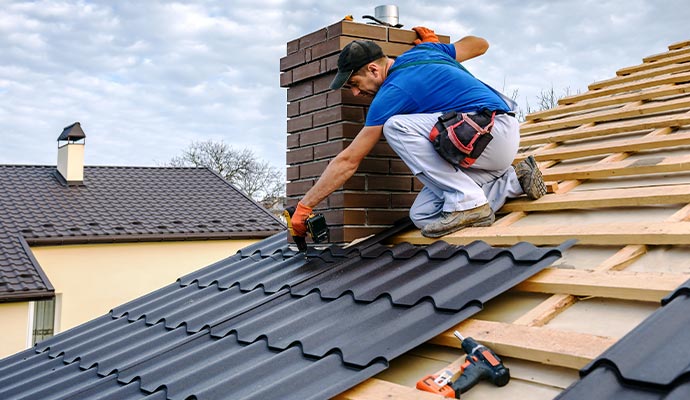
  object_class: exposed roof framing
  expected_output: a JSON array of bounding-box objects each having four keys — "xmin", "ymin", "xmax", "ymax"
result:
[{"xmin": 375, "ymin": 38, "xmax": 690, "ymax": 399}]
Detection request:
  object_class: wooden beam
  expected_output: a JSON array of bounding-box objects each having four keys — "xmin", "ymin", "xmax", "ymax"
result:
[
  {"xmin": 642, "ymin": 46, "xmax": 690, "ymax": 64},
  {"xmin": 528, "ymin": 83, "xmax": 690, "ymax": 122},
  {"xmin": 576, "ymin": 62, "xmax": 690, "ymax": 93},
  {"xmin": 522, "ymin": 96, "xmax": 690, "ymax": 135},
  {"xmin": 335, "ymin": 378, "xmax": 444, "ymax": 400},
  {"xmin": 391, "ymin": 221, "xmax": 690, "ymax": 246},
  {"xmin": 429, "ymin": 319, "xmax": 616, "ymax": 369},
  {"xmin": 517, "ymin": 129, "xmax": 689, "ymax": 162},
  {"xmin": 613, "ymin": 50, "xmax": 690, "ymax": 79},
  {"xmin": 541, "ymin": 154, "xmax": 690, "ymax": 181},
  {"xmin": 500, "ymin": 183, "xmax": 690, "ymax": 212},
  {"xmin": 548, "ymin": 70, "xmax": 690, "ymax": 108},
  {"xmin": 669, "ymin": 40, "xmax": 690, "ymax": 51},
  {"xmin": 594, "ymin": 245, "xmax": 647, "ymax": 272},
  {"xmin": 513, "ymin": 294, "xmax": 577, "ymax": 327},
  {"xmin": 514, "ymin": 268, "xmax": 689, "ymax": 302},
  {"xmin": 520, "ymin": 112, "xmax": 690, "ymax": 146}
]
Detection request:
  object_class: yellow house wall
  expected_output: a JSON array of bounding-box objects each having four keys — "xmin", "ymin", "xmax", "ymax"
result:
[
  {"xmin": 0, "ymin": 301, "xmax": 30, "ymax": 358},
  {"xmin": 31, "ymin": 239, "xmax": 256, "ymax": 335}
]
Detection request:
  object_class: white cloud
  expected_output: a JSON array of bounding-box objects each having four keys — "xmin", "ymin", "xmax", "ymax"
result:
[{"xmin": 0, "ymin": 0, "xmax": 688, "ymax": 170}]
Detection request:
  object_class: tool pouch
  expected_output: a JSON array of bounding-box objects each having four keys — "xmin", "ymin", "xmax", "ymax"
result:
[{"xmin": 429, "ymin": 109, "xmax": 496, "ymax": 168}]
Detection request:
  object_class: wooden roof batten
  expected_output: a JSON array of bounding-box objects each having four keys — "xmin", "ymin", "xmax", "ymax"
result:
[{"xmin": 347, "ymin": 39, "xmax": 690, "ymax": 399}]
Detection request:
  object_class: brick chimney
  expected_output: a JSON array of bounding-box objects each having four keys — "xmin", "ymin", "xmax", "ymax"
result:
[{"xmin": 281, "ymin": 20, "xmax": 450, "ymax": 243}]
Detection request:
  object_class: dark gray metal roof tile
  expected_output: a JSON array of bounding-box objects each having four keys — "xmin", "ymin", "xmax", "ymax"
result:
[
  {"xmin": 557, "ymin": 365, "xmax": 690, "ymax": 400},
  {"xmin": 0, "ymin": 165, "xmax": 283, "ymax": 300},
  {"xmin": 560, "ymin": 279, "xmax": 690, "ymax": 399},
  {"xmin": 0, "ymin": 232, "xmax": 569, "ymax": 400}
]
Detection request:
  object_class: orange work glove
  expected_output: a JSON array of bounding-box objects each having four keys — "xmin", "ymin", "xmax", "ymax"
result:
[
  {"xmin": 412, "ymin": 26, "xmax": 440, "ymax": 45},
  {"xmin": 291, "ymin": 201, "xmax": 313, "ymax": 237}
]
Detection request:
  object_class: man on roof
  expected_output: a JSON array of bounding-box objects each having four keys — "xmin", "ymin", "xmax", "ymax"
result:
[{"xmin": 290, "ymin": 26, "xmax": 546, "ymax": 239}]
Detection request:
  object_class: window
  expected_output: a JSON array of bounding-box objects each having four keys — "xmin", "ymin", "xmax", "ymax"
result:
[{"xmin": 32, "ymin": 297, "xmax": 56, "ymax": 344}]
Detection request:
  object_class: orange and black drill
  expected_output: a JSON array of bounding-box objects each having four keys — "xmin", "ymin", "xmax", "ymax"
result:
[
  {"xmin": 283, "ymin": 206, "xmax": 329, "ymax": 253},
  {"xmin": 416, "ymin": 331, "xmax": 509, "ymax": 398},
  {"xmin": 452, "ymin": 331, "xmax": 510, "ymax": 395}
]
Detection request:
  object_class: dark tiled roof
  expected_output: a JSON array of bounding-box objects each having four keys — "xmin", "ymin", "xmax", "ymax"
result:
[
  {"xmin": 557, "ymin": 278, "xmax": 690, "ymax": 400},
  {"xmin": 0, "ymin": 165, "xmax": 283, "ymax": 301},
  {"xmin": 0, "ymin": 231, "xmax": 570, "ymax": 400}
]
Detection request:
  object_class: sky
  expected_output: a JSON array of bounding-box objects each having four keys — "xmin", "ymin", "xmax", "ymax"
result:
[{"xmin": 1, "ymin": 0, "xmax": 688, "ymax": 171}]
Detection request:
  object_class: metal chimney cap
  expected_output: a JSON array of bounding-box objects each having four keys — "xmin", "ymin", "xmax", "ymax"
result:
[{"xmin": 57, "ymin": 122, "xmax": 86, "ymax": 142}]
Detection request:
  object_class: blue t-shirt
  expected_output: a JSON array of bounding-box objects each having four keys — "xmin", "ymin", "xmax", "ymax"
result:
[{"xmin": 365, "ymin": 43, "xmax": 509, "ymax": 126}]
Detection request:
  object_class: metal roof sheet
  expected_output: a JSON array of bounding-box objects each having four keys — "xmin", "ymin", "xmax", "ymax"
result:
[
  {"xmin": 558, "ymin": 278, "xmax": 690, "ymax": 399},
  {"xmin": 0, "ymin": 165, "xmax": 283, "ymax": 300},
  {"xmin": 0, "ymin": 230, "xmax": 570, "ymax": 400}
]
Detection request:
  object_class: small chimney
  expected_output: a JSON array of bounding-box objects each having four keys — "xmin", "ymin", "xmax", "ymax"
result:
[{"xmin": 57, "ymin": 122, "xmax": 86, "ymax": 185}]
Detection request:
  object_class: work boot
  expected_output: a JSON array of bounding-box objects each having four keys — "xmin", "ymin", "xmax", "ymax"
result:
[
  {"xmin": 421, "ymin": 203, "xmax": 495, "ymax": 238},
  {"xmin": 514, "ymin": 155, "xmax": 547, "ymax": 200}
]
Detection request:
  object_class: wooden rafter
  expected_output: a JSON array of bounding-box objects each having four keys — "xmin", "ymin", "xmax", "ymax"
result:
[
  {"xmin": 528, "ymin": 83, "xmax": 690, "ymax": 122},
  {"xmin": 520, "ymin": 112, "xmax": 690, "ymax": 146},
  {"xmin": 393, "ymin": 221, "xmax": 690, "ymax": 246},
  {"xmin": 429, "ymin": 319, "xmax": 616, "ymax": 369},
  {"xmin": 514, "ymin": 268, "xmax": 689, "ymax": 302},
  {"xmin": 522, "ymin": 96, "xmax": 690, "ymax": 134},
  {"xmin": 501, "ymin": 183, "xmax": 690, "ymax": 213}
]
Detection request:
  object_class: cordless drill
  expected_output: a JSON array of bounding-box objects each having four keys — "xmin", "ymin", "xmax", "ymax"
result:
[
  {"xmin": 451, "ymin": 331, "xmax": 510, "ymax": 396},
  {"xmin": 283, "ymin": 206, "xmax": 329, "ymax": 252}
]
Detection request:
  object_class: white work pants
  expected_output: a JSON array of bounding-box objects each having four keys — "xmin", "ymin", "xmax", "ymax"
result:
[{"xmin": 382, "ymin": 112, "xmax": 523, "ymax": 228}]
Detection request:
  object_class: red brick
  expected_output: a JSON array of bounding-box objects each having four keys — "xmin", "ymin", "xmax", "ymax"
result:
[
  {"xmin": 280, "ymin": 70, "xmax": 292, "ymax": 87},
  {"xmin": 357, "ymin": 158, "xmax": 390, "ymax": 174},
  {"xmin": 299, "ymin": 160, "xmax": 328, "ymax": 178},
  {"xmin": 299, "ymin": 127, "xmax": 328, "ymax": 146},
  {"xmin": 286, "ymin": 146, "xmax": 313, "ymax": 164},
  {"xmin": 326, "ymin": 21, "xmax": 344, "ymax": 39},
  {"xmin": 280, "ymin": 50, "xmax": 305, "ymax": 71},
  {"xmin": 322, "ymin": 53, "xmax": 339, "ymax": 73},
  {"xmin": 287, "ymin": 114, "xmax": 312, "ymax": 133},
  {"xmin": 299, "ymin": 28, "xmax": 328, "ymax": 49},
  {"xmin": 413, "ymin": 176, "xmax": 424, "ymax": 191},
  {"xmin": 286, "ymin": 165, "xmax": 300, "ymax": 181},
  {"xmin": 287, "ymin": 80, "xmax": 313, "ymax": 102},
  {"xmin": 340, "ymin": 20, "xmax": 388, "ymax": 40},
  {"xmin": 321, "ymin": 209, "xmax": 366, "ymax": 225},
  {"xmin": 292, "ymin": 60, "xmax": 324, "ymax": 83},
  {"xmin": 287, "ymin": 102, "xmax": 299, "ymax": 118},
  {"xmin": 342, "ymin": 175, "xmax": 365, "ymax": 190},
  {"xmin": 390, "ymin": 159, "xmax": 411, "ymax": 174},
  {"xmin": 300, "ymin": 93, "xmax": 328, "ymax": 114},
  {"xmin": 391, "ymin": 193, "xmax": 417, "ymax": 208},
  {"xmin": 286, "ymin": 179, "xmax": 315, "ymax": 197},
  {"xmin": 371, "ymin": 142, "xmax": 398, "ymax": 157},
  {"xmin": 314, "ymin": 140, "xmax": 349, "ymax": 160},
  {"xmin": 338, "ymin": 89, "xmax": 373, "ymax": 106},
  {"xmin": 286, "ymin": 133, "xmax": 300, "ymax": 149},
  {"xmin": 367, "ymin": 209, "xmax": 409, "ymax": 225},
  {"xmin": 314, "ymin": 73, "xmax": 336, "ymax": 94},
  {"xmin": 329, "ymin": 192, "xmax": 390, "ymax": 208},
  {"xmin": 328, "ymin": 122, "xmax": 362, "ymax": 139},
  {"xmin": 313, "ymin": 106, "xmax": 365, "ymax": 127},
  {"xmin": 368, "ymin": 176, "xmax": 412, "ymax": 191},
  {"xmin": 287, "ymin": 38, "xmax": 299, "ymax": 54},
  {"xmin": 310, "ymin": 37, "xmax": 343, "ymax": 59}
]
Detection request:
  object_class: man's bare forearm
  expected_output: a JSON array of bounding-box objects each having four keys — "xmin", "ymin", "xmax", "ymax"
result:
[
  {"xmin": 299, "ymin": 125, "xmax": 384, "ymax": 208},
  {"xmin": 301, "ymin": 155, "xmax": 358, "ymax": 208}
]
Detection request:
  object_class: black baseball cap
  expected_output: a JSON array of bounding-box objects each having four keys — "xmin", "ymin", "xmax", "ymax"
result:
[{"xmin": 329, "ymin": 40, "xmax": 385, "ymax": 90}]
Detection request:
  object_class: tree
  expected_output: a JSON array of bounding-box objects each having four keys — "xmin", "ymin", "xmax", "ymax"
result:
[
  {"xmin": 510, "ymin": 85, "xmax": 578, "ymax": 122},
  {"xmin": 168, "ymin": 140, "xmax": 285, "ymax": 210}
]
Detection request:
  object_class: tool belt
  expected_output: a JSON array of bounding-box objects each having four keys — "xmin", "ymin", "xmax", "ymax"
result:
[{"xmin": 429, "ymin": 109, "xmax": 504, "ymax": 168}]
